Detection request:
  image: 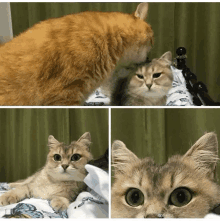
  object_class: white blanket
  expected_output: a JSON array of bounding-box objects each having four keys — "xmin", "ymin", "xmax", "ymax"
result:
[
  {"xmin": 205, "ymin": 213, "xmax": 220, "ymax": 218},
  {"xmin": 68, "ymin": 164, "xmax": 109, "ymax": 218},
  {"xmin": 166, "ymin": 66, "xmax": 194, "ymax": 106},
  {"xmin": 0, "ymin": 165, "xmax": 109, "ymax": 218}
]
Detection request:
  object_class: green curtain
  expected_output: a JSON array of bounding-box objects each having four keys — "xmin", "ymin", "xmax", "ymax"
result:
[
  {"xmin": 111, "ymin": 108, "xmax": 220, "ymax": 182},
  {"xmin": 0, "ymin": 108, "xmax": 108, "ymax": 182},
  {"xmin": 10, "ymin": 2, "xmax": 220, "ymax": 103}
]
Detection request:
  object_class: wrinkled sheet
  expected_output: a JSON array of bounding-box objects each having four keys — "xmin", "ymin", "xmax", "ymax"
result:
[{"xmin": 0, "ymin": 165, "xmax": 109, "ymax": 218}]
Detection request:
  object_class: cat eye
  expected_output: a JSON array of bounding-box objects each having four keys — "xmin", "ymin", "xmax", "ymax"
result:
[
  {"xmin": 71, "ymin": 154, "xmax": 81, "ymax": 161},
  {"xmin": 153, "ymin": 73, "xmax": 161, "ymax": 78},
  {"xmin": 54, "ymin": 154, "xmax": 61, "ymax": 161},
  {"xmin": 169, "ymin": 187, "xmax": 192, "ymax": 207},
  {"xmin": 136, "ymin": 74, "xmax": 144, "ymax": 79},
  {"xmin": 125, "ymin": 188, "xmax": 144, "ymax": 207}
]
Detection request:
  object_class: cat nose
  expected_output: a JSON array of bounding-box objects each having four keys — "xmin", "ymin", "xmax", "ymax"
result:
[
  {"xmin": 144, "ymin": 214, "xmax": 164, "ymax": 218},
  {"xmin": 146, "ymin": 84, "xmax": 152, "ymax": 90},
  {"xmin": 62, "ymin": 164, "xmax": 69, "ymax": 170}
]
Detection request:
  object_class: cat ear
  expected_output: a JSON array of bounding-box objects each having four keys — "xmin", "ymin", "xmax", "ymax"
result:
[
  {"xmin": 182, "ymin": 132, "xmax": 218, "ymax": 180},
  {"xmin": 75, "ymin": 132, "xmax": 92, "ymax": 149},
  {"xmin": 159, "ymin": 51, "xmax": 172, "ymax": 65},
  {"xmin": 134, "ymin": 3, "xmax": 149, "ymax": 20},
  {"xmin": 112, "ymin": 140, "xmax": 140, "ymax": 174},
  {"xmin": 48, "ymin": 135, "xmax": 60, "ymax": 148},
  {"xmin": 160, "ymin": 51, "xmax": 172, "ymax": 61}
]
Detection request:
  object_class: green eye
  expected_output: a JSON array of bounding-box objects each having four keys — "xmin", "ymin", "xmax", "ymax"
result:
[
  {"xmin": 125, "ymin": 188, "xmax": 144, "ymax": 207},
  {"xmin": 136, "ymin": 74, "xmax": 144, "ymax": 79},
  {"xmin": 54, "ymin": 154, "xmax": 61, "ymax": 161},
  {"xmin": 169, "ymin": 187, "xmax": 192, "ymax": 207},
  {"xmin": 153, "ymin": 73, "xmax": 161, "ymax": 78},
  {"xmin": 71, "ymin": 154, "xmax": 81, "ymax": 161}
]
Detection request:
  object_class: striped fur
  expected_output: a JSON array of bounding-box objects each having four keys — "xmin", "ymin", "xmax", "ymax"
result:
[{"xmin": 112, "ymin": 132, "xmax": 220, "ymax": 218}]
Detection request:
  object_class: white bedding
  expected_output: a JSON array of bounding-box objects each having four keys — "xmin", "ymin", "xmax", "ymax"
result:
[
  {"xmin": 0, "ymin": 165, "xmax": 109, "ymax": 218},
  {"xmin": 166, "ymin": 66, "xmax": 194, "ymax": 106},
  {"xmin": 205, "ymin": 213, "xmax": 220, "ymax": 218},
  {"xmin": 68, "ymin": 165, "xmax": 108, "ymax": 218}
]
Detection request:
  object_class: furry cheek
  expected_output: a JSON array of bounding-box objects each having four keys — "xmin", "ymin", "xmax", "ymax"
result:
[
  {"xmin": 168, "ymin": 196, "xmax": 209, "ymax": 218},
  {"xmin": 130, "ymin": 76, "xmax": 145, "ymax": 87},
  {"xmin": 151, "ymin": 84, "xmax": 170, "ymax": 94},
  {"xmin": 57, "ymin": 165, "xmax": 64, "ymax": 173},
  {"xmin": 112, "ymin": 196, "xmax": 142, "ymax": 218}
]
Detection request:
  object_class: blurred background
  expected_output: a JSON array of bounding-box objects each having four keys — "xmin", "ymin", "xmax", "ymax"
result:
[
  {"xmin": 111, "ymin": 108, "xmax": 220, "ymax": 182},
  {"xmin": 2, "ymin": 2, "xmax": 219, "ymax": 103},
  {"xmin": 0, "ymin": 108, "xmax": 108, "ymax": 182}
]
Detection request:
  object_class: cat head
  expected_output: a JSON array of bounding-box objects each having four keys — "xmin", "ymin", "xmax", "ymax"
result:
[
  {"xmin": 124, "ymin": 3, "xmax": 154, "ymax": 53},
  {"xmin": 111, "ymin": 132, "xmax": 220, "ymax": 218},
  {"xmin": 129, "ymin": 51, "xmax": 173, "ymax": 98},
  {"xmin": 134, "ymin": 3, "xmax": 154, "ymax": 47},
  {"xmin": 45, "ymin": 132, "xmax": 93, "ymax": 182}
]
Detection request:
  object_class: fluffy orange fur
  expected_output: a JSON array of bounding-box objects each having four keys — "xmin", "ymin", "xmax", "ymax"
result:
[{"xmin": 0, "ymin": 3, "xmax": 153, "ymax": 105}]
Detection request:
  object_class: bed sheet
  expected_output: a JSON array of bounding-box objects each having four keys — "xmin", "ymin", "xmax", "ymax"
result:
[{"xmin": 0, "ymin": 165, "xmax": 109, "ymax": 218}]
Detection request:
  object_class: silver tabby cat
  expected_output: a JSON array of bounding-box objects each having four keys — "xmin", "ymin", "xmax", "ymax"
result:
[
  {"xmin": 0, "ymin": 132, "xmax": 93, "ymax": 213},
  {"xmin": 111, "ymin": 132, "xmax": 220, "ymax": 218}
]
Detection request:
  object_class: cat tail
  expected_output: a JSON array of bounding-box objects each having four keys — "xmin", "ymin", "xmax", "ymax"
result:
[{"xmin": 110, "ymin": 45, "xmax": 151, "ymax": 106}]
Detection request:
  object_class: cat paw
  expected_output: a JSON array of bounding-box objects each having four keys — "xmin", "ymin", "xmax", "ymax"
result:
[
  {"xmin": 50, "ymin": 197, "xmax": 69, "ymax": 213},
  {"xmin": 0, "ymin": 191, "xmax": 19, "ymax": 206}
]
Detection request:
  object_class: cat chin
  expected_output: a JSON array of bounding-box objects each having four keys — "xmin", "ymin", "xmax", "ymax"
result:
[
  {"xmin": 149, "ymin": 85, "xmax": 171, "ymax": 93},
  {"xmin": 130, "ymin": 87, "xmax": 168, "ymax": 98}
]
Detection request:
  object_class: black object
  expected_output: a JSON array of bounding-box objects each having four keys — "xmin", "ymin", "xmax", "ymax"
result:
[
  {"xmin": 210, "ymin": 204, "xmax": 220, "ymax": 215},
  {"xmin": 88, "ymin": 148, "xmax": 109, "ymax": 172},
  {"xmin": 175, "ymin": 47, "xmax": 220, "ymax": 106}
]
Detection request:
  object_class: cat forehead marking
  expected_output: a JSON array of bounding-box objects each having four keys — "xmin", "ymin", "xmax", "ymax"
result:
[
  {"xmin": 137, "ymin": 160, "xmax": 180, "ymax": 191},
  {"xmin": 54, "ymin": 143, "xmax": 82, "ymax": 155},
  {"xmin": 136, "ymin": 63, "xmax": 166, "ymax": 76},
  {"xmin": 137, "ymin": 159, "xmax": 200, "ymax": 197}
]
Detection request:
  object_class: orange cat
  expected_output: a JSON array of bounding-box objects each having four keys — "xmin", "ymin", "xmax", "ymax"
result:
[{"xmin": 0, "ymin": 3, "xmax": 153, "ymax": 105}]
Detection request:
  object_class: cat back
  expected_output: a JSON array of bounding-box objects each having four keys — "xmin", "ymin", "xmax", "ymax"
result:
[{"xmin": 0, "ymin": 3, "xmax": 153, "ymax": 105}]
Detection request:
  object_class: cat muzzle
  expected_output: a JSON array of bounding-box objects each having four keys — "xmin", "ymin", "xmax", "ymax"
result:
[
  {"xmin": 144, "ymin": 213, "xmax": 164, "ymax": 218},
  {"xmin": 61, "ymin": 164, "xmax": 69, "ymax": 171},
  {"xmin": 146, "ymin": 84, "xmax": 152, "ymax": 90}
]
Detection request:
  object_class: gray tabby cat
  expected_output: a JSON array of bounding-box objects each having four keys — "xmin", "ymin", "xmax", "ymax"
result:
[
  {"xmin": 0, "ymin": 132, "xmax": 93, "ymax": 213},
  {"xmin": 111, "ymin": 132, "xmax": 220, "ymax": 218},
  {"xmin": 109, "ymin": 50, "xmax": 173, "ymax": 106}
]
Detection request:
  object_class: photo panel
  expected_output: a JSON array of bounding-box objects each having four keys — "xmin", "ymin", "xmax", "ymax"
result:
[
  {"xmin": 111, "ymin": 108, "xmax": 220, "ymax": 218},
  {"xmin": 0, "ymin": 108, "xmax": 109, "ymax": 218},
  {"xmin": 1, "ymin": 2, "xmax": 220, "ymax": 107}
]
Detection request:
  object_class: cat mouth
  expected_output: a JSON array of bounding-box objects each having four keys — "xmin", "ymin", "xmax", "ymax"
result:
[{"xmin": 61, "ymin": 170, "xmax": 70, "ymax": 174}]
